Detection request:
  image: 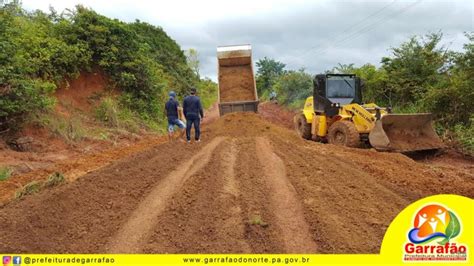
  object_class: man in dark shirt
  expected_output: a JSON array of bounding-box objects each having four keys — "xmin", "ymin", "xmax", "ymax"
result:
[
  {"xmin": 165, "ymin": 91, "xmax": 185, "ymax": 141},
  {"xmin": 183, "ymin": 87, "xmax": 204, "ymax": 143}
]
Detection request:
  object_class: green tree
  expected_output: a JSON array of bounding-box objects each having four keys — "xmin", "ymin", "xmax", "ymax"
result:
[
  {"xmin": 255, "ymin": 57, "xmax": 286, "ymax": 97},
  {"xmin": 328, "ymin": 63, "xmax": 390, "ymax": 105},
  {"xmin": 185, "ymin": 48, "xmax": 200, "ymax": 79},
  {"xmin": 273, "ymin": 69, "xmax": 312, "ymax": 107},
  {"xmin": 352, "ymin": 64, "xmax": 389, "ymax": 105},
  {"xmin": 196, "ymin": 78, "xmax": 218, "ymax": 109},
  {"xmin": 329, "ymin": 63, "xmax": 356, "ymax": 74},
  {"xmin": 0, "ymin": 2, "xmax": 201, "ymax": 131},
  {"xmin": 381, "ymin": 32, "xmax": 449, "ymax": 106},
  {"xmin": 423, "ymin": 32, "xmax": 474, "ymax": 127}
]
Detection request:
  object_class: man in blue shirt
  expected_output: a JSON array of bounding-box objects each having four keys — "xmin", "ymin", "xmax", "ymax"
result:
[
  {"xmin": 183, "ymin": 87, "xmax": 204, "ymax": 143},
  {"xmin": 165, "ymin": 91, "xmax": 185, "ymax": 141}
]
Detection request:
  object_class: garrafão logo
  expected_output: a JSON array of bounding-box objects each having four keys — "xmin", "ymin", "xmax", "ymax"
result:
[
  {"xmin": 408, "ymin": 204, "xmax": 460, "ymax": 244},
  {"xmin": 403, "ymin": 203, "xmax": 468, "ymax": 262}
]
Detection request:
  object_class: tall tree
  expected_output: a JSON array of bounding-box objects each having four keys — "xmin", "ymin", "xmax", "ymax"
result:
[
  {"xmin": 423, "ymin": 32, "xmax": 474, "ymax": 126},
  {"xmin": 330, "ymin": 63, "xmax": 356, "ymax": 74},
  {"xmin": 273, "ymin": 69, "xmax": 312, "ymax": 106},
  {"xmin": 255, "ymin": 57, "xmax": 286, "ymax": 96},
  {"xmin": 185, "ymin": 48, "xmax": 200, "ymax": 79},
  {"xmin": 381, "ymin": 32, "xmax": 448, "ymax": 106}
]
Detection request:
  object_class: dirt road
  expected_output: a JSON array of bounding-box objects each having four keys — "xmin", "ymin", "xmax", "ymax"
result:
[{"xmin": 0, "ymin": 112, "xmax": 472, "ymax": 254}]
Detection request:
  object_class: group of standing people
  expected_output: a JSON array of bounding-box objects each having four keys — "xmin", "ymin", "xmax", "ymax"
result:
[{"xmin": 165, "ymin": 87, "xmax": 204, "ymax": 143}]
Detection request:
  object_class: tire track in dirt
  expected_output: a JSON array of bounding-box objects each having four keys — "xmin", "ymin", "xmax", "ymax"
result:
[
  {"xmin": 271, "ymin": 136, "xmax": 409, "ymax": 253},
  {"xmin": 300, "ymin": 142, "xmax": 411, "ymax": 207},
  {"xmin": 0, "ymin": 141, "xmax": 204, "ymax": 253},
  {"xmin": 234, "ymin": 138, "xmax": 285, "ymax": 253},
  {"xmin": 218, "ymin": 139, "xmax": 252, "ymax": 252},
  {"xmin": 255, "ymin": 137, "xmax": 318, "ymax": 253},
  {"xmin": 2, "ymin": 112, "xmax": 471, "ymax": 254},
  {"xmin": 143, "ymin": 138, "xmax": 251, "ymax": 253},
  {"xmin": 106, "ymin": 137, "xmax": 225, "ymax": 253},
  {"xmin": 222, "ymin": 139, "xmax": 239, "ymax": 197}
]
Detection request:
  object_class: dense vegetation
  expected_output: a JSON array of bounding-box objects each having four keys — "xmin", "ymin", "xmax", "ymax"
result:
[
  {"xmin": 256, "ymin": 33, "xmax": 473, "ymax": 154},
  {"xmin": 0, "ymin": 2, "xmax": 216, "ymax": 133}
]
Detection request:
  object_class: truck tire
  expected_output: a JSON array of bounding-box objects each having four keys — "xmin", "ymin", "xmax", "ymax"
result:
[
  {"xmin": 328, "ymin": 120, "xmax": 360, "ymax": 148},
  {"xmin": 295, "ymin": 114, "xmax": 312, "ymax": 140}
]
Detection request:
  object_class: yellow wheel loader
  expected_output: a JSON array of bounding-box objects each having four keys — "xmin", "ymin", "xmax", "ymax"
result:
[{"xmin": 294, "ymin": 74, "xmax": 444, "ymax": 152}]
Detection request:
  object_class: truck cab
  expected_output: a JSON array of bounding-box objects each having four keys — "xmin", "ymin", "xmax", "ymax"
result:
[{"xmin": 313, "ymin": 74, "xmax": 363, "ymax": 116}]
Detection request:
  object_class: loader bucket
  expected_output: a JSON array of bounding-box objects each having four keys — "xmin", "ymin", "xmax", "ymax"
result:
[{"xmin": 368, "ymin": 113, "xmax": 444, "ymax": 152}]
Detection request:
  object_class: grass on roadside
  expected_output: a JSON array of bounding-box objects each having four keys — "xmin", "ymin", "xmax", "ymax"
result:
[
  {"xmin": 31, "ymin": 112, "xmax": 87, "ymax": 142},
  {"xmin": 15, "ymin": 172, "xmax": 67, "ymax": 199},
  {"xmin": 95, "ymin": 96, "xmax": 141, "ymax": 133},
  {"xmin": 0, "ymin": 167, "xmax": 13, "ymax": 181},
  {"xmin": 44, "ymin": 172, "xmax": 66, "ymax": 188},
  {"xmin": 15, "ymin": 181, "xmax": 42, "ymax": 199}
]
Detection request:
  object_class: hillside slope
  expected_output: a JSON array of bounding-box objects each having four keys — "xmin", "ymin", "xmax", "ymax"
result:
[{"xmin": 1, "ymin": 3, "xmax": 216, "ymax": 132}]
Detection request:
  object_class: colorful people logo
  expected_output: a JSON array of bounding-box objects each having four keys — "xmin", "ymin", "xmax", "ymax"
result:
[{"xmin": 408, "ymin": 204, "xmax": 461, "ymax": 244}]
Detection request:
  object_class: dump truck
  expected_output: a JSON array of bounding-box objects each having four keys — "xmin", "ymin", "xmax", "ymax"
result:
[
  {"xmin": 217, "ymin": 44, "xmax": 258, "ymax": 116},
  {"xmin": 294, "ymin": 74, "xmax": 444, "ymax": 152}
]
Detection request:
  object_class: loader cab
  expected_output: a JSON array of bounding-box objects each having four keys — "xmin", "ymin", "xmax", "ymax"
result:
[{"xmin": 313, "ymin": 74, "xmax": 362, "ymax": 116}]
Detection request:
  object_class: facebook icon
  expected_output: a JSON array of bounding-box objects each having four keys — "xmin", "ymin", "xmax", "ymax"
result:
[{"xmin": 12, "ymin": 257, "xmax": 20, "ymax": 266}]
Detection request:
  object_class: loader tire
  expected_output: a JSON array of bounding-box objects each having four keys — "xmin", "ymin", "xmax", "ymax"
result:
[
  {"xmin": 328, "ymin": 120, "xmax": 360, "ymax": 148},
  {"xmin": 295, "ymin": 114, "xmax": 312, "ymax": 140}
]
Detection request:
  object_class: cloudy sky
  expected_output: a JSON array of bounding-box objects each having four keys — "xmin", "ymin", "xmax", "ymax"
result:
[{"xmin": 21, "ymin": 0, "xmax": 473, "ymax": 81}]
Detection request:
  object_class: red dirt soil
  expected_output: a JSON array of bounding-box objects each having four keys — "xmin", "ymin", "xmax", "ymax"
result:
[
  {"xmin": 218, "ymin": 65, "xmax": 256, "ymax": 102},
  {"xmin": 258, "ymin": 101, "xmax": 297, "ymax": 129},
  {"xmin": 0, "ymin": 71, "xmax": 160, "ymax": 205},
  {"xmin": 55, "ymin": 71, "xmax": 109, "ymax": 113},
  {"xmin": 0, "ymin": 134, "xmax": 167, "ymax": 206},
  {"xmin": 0, "ymin": 110, "xmax": 472, "ymax": 254}
]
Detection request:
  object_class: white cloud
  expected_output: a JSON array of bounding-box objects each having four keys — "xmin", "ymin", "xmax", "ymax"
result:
[{"xmin": 20, "ymin": 0, "xmax": 474, "ymax": 81}]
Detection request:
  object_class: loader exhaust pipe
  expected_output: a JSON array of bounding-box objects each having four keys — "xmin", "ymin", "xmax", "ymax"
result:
[{"xmin": 369, "ymin": 113, "xmax": 444, "ymax": 152}]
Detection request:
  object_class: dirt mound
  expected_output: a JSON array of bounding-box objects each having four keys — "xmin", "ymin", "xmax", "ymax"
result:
[
  {"xmin": 206, "ymin": 112, "xmax": 299, "ymax": 139},
  {"xmin": 0, "ymin": 111, "xmax": 472, "ymax": 254},
  {"xmin": 0, "ymin": 135, "xmax": 167, "ymax": 206},
  {"xmin": 55, "ymin": 71, "xmax": 109, "ymax": 113},
  {"xmin": 258, "ymin": 102, "xmax": 297, "ymax": 129},
  {"xmin": 1, "ymin": 71, "xmax": 109, "ymax": 184},
  {"xmin": 218, "ymin": 65, "xmax": 255, "ymax": 102}
]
